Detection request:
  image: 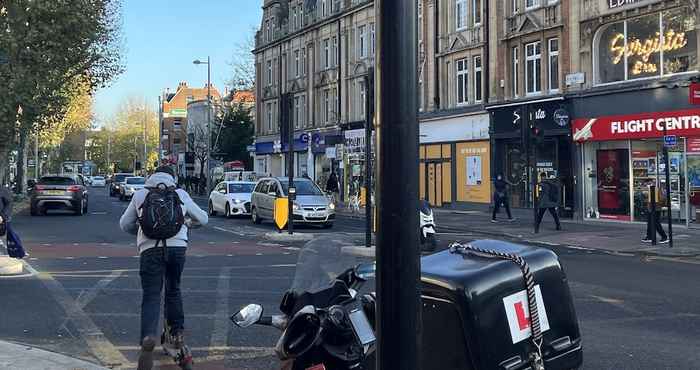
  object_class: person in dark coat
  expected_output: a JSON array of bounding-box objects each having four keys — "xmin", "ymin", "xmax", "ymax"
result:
[
  {"xmin": 0, "ymin": 184, "xmax": 12, "ymax": 225},
  {"xmin": 535, "ymin": 173, "xmax": 561, "ymax": 233},
  {"xmin": 492, "ymin": 174, "xmax": 515, "ymax": 222},
  {"xmin": 642, "ymin": 184, "xmax": 668, "ymax": 244}
]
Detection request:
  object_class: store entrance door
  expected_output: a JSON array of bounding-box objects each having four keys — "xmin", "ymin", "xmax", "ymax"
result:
[{"xmin": 425, "ymin": 161, "xmax": 444, "ymax": 207}]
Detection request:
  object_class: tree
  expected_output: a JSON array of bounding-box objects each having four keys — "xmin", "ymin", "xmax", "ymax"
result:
[
  {"xmin": 214, "ymin": 102, "xmax": 255, "ymax": 168},
  {"xmin": 0, "ymin": 0, "xmax": 124, "ymax": 190},
  {"xmin": 226, "ymin": 28, "xmax": 256, "ymax": 92}
]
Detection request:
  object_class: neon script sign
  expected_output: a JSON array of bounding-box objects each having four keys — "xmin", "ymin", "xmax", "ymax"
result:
[{"xmin": 610, "ymin": 30, "xmax": 688, "ymax": 75}]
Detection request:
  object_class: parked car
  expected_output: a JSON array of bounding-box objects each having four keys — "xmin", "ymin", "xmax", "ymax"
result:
[
  {"xmin": 119, "ymin": 176, "xmax": 146, "ymax": 201},
  {"xmin": 208, "ymin": 181, "xmax": 256, "ymax": 218},
  {"xmin": 91, "ymin": 176, "xmax": 106, "ymax": 187},
  {"xmin": 250, "ymin": 177, "xmax": 335, "ymax": 228},
  {"xmin": 109, "ymin": 173, "xmax": 134, "ymax": 197},
  {"xmin": 30, "ymin": 174, "xmax": 89, "ymax": 216}
]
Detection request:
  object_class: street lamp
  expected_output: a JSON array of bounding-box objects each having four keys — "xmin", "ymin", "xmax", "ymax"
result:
[{"xmin": 193, "ymin": 57, "xmax": 212, "ymax": 196}]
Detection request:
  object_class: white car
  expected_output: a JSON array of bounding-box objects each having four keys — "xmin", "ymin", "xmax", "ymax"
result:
[
  {"xmin": 119, "ymin": 176, "xmax": 146, "ymax": 201},
  {"xmin": 91, "ymin": 176, "xmax": 106, "ymax": 187},
  {"xmin": 209, "ymin": 181, "xmax": 256, "ymax": 218}
]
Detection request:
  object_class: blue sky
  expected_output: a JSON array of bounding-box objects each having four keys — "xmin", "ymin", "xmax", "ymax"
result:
[{"xmin": 93, "ymin": 0, "xmax": 262, "ymax": 124}]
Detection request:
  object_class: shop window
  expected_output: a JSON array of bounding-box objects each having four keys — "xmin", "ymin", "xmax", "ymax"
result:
[
  {"xmin": 595, "ymin": 7, "xmax": 698, "ymax": 85},
  {"xmin": 583, "ymin": 142, "xmax": 630, "ymax": 220}
]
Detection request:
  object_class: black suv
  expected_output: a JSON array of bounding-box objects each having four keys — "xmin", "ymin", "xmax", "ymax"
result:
[{"xmin": 109, "ymin": 173, "xmax": 134, "ymax": 197}]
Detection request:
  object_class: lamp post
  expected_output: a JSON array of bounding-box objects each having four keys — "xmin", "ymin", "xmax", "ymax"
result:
[{"xmin": 193, "ymin": 57, "xmax": 212, "ymax": 196}]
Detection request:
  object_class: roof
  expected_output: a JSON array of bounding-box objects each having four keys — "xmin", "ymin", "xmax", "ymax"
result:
[{"xmin": 232, "ymin": 90, "xmax": 255, "ymax": 104}]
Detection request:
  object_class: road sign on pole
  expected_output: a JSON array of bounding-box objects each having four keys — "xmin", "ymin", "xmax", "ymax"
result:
[{"xmin": 664, "ymin": 135, "xmax": 677, "ymax": 148}]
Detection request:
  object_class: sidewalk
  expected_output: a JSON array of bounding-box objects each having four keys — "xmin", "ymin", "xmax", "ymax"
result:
[
  {"xmin": 337, "ymin": 203, "xmax": 700, "ymax": 258},
  {"xmin": 0, "ymin": 340, "xmax": 108, "ymax": 370}
]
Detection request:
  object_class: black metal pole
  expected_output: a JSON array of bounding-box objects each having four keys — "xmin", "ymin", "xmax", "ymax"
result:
[
  {"xmin": 282, "ymin": 93, "xmax": 294, "ymax": 235},
  {"xmin": 376, "ymin": 1, "xmax": 421, "ymax": 370},
  {"xmin": 364, "ymin": 68, "xmax": 374, "ymax": 249},
  {"xmin": 650, "ymin": 184, "xmax": 657, "ymax": 246},
  {"xmin": 663, "ymin": 146, "xmax": 673, "ymax": 247}
]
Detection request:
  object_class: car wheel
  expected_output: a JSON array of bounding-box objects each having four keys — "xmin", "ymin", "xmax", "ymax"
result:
[
  {"xmin": 225, "ymin": 203, "xmax": 232, "ymax": 218},
  {"xmin": 83, "ymin": 199, "xmax": 88, "ymax": 214},
  {"xmin": 74, "ymin": 200, "xmax": 84, "ymax": 216},
  {"xmin": 251, "ymin": 207, "xmax": 262, "ymax": 224},
  {"xmin": 209, "ymin": 201, "xmax": 217, "ymax": 216}
]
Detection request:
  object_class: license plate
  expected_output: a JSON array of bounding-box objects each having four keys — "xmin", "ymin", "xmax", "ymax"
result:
[
  {"xmin": 46, "ymin": 190, "xmax": 64, "ymax": 195},
  {"xmin": 306, "ymin": 365, "xmax": 326, "ymax": 370},
  {"xmin": 309, "ymin": 212, "xmax": 324, "ymax": 218}
]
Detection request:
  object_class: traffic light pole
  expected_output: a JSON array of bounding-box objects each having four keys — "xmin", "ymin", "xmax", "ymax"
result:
[
  {"xmin": 364, "ymin": 68, "xmax": 374, "ymax": 249},
  {"xmin": 375, "ymin": 1, "xmax": 421, "ymax": 370}
]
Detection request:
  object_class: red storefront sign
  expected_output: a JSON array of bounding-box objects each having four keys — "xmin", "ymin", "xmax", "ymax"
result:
[
  {"xmin": 690, "ymin": 83, "xmax": 700, "ymax": 105},
  {"xmin": 572, "ymin": 109, "xmax": 700, "ymax": 142},
  {"xmin": 687, "ymin": 137, "xmax": 700, "ymax": 153}
]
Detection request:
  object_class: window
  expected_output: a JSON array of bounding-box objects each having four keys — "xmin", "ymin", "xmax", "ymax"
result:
[
  {"xmin": 296, "ymin": 6, "xmax": 302, "ymax": 28},
  {"xmin": 548, "ymin": 38, "xmax": 559, "ymax": 92},
  {"xmin": 292, "ymin": 7, "xmax": 297, "ymax": 30},
  {"xmin": 512, "ymin": 46, "xmax": 519, "ymax": 97},
  {"xmin": 266, "ymin": 102, "xmax": 272, "ymax": 132},
  {"xmin": 473, "ymin": 0, "xmax": 481, "ymax": 26},
  {"xmin": 323, "ymin": 89, "xmax": 330, "ymax": 123},
  {"xmin": 370, "ymin": 23, "xmax": 376, "ymax": 56},
  {"xmin": 474, "ymin": 55, "xmax": 482, "ymax": 102},
  {"xmin": 323, "ymin": 38, "xmax": 330, "ymax": 69},
  {"xmin": 301, "ymin": 95, "xmax": 307, "ymax": 127},
  {"xmin": 418, "ymin": 1, "xmax": 423, "ymax": 43},
  {"xmin": 302, "ymin": 48, "xmax": 307, "ymax": 76},
  {"xmin": 265, "ymin": 19, "xmax": 270, "ymax": 41},
  {"xmin": 525, "ymin": 41, "xmax": 541, "ymax": 95},
  {"xmin": 321, "ymin": 0, "xmax": 328, "ymax": 16},
  {"xmin": 267, "ymin": 60, "xmax": 272, "ymax": 86},
  {"xmin": 294, "ymin": 96, "xmax": 301, "ymax": 129},
  {"xmin": 332, "ymin": 87, "xmax": 338, "ymax": 122},
  {"xmin": 456, "ymin": 58, "xmax": 469, "ymax": 105},
  {"xmin": 456, "ymin": 0, "xmax": 467, "ymax": 30},
  {"xmin": 294, "ymin": 50, "xmax": 300, "ymax": 77},
  {"xmin": 359, "ymin": 25, "xmax": 367, "ymax": 58},
  {"xmin": 512, "ymin": 0, "xmax": 518, "ymax": 14},
  {"xmin": 332, "ymin": 36, "xmax": 338, "ymax": 66},
  {"xmin": 595, "ymin": 8, "xmax": 698, "ymax": 84},
  {"xmin": 526, "ymin": 0, "xmax": 539, "ymax": 9},
  {"xmin": 359, "ymin": 80, "xmax": 366, "ymax": 119}
]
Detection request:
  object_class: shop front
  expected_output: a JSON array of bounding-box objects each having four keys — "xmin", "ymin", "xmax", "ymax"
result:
[
  {"xmin": 573, "ymin": 104, "xmax": 700, "ymax": 226},
  {"xmin": 489, "ymin": 99, "xmax": 576, "ymax": 216},
  {"xmin": 419, "ymin": 112, "xmax": 491, "ymax": 207}
]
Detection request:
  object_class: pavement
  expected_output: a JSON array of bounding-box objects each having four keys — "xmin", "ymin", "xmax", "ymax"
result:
[
  {"xmin": 2, "ymin": 187, "xmax": 700, "ymax": 369},
  {"xmin": 0, "ymin": 339, "xmax": 108, "ymax": 370},
  {"xmin": 336, "ymin": 203, "xmax": 700, "ymax": 257}
]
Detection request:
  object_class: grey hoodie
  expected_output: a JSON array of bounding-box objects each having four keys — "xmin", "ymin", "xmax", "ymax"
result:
[{"xmin": 119, "ymin": 172, "xmax": 208, "ymax": 254}]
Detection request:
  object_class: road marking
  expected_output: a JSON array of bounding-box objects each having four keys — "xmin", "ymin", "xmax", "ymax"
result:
[
  {"xmin": 255, "ymin": 253, "xmax": 263, "ymax": 256},
  {"xmin": 75, "ymin": 270, "xmax": 123, "ymax": 309},
  {"xmin": 210, "ymin": 267, "xmax": 232, "ymax": 356},
  {"xmin": 98, "ymin": 256, "xmax": 108, "ymax": 259},
  {"xmin": 73, "ymin": 243, "xmax": 80, "ymax": 246},
  {"xmin": 64, "ymin": 257, "xmax": 75, "ymax": 260},
  {"xmin": 283, "ymin": 246, "xmax": 300, "ymax": 251},
  {"xmin": 590, "ymin": 295, "xmax": 643, "ymax": 316},
  {"xmin": 227, "ymin": 254, "xmax": 234, "ymax": 257},
  {"xmin": 35, "ymin": 271, "xmax": 129, "ymax": 368},
  {"xmin": 91, "ymin": 212, "xmax": 107, "ymax": 215}
]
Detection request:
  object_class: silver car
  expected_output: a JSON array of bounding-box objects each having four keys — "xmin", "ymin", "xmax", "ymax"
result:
[
  {"xmin": 119, "ymin": 176, "xmax": 146, "ymax": 201},
  {"xmin": 250, "ymin": 177, "xmax": 335, "ymax": 228}
]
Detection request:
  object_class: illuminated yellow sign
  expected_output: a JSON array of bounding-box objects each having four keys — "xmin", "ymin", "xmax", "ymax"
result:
[{"xmin": 610, "ymin": 30, "xmax": 688, "ymax": 75}]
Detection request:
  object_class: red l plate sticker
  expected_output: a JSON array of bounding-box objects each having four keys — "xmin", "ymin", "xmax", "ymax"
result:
[{"xmin": 307, "ymin": 365, "xmax": 327, "ymax": 370}]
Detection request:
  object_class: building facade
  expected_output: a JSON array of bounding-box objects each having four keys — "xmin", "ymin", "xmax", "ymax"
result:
[
  {"xmin": 253, "ymin": 0, "xmax": 376, "ymax": 201},
  {"xmin": 569, "ymin": 0, "xmax": 700, "ymax": 225},
  {"xmin": 160, "ymin": 81, "xmax": 221, "ymax": 174}
]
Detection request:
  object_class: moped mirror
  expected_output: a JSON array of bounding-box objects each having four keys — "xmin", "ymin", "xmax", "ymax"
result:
[
  {"xmin": 355, "ymin": 262, "xmax": 376, "ymax": 280},
  {"xmin": 231, "ymin": 304, "xmax": 264, "ymax": 328}
]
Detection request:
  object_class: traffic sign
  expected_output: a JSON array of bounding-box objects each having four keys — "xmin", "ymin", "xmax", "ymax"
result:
[{"xmin": 664, "ymin": 135, "xmax": 677, "ymax": 148}]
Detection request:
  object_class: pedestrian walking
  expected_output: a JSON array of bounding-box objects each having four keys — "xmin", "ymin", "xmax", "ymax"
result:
[
  {"xmin": 535, "ymin": 173, "xmax": 562, "ymax": 233},
  {"xmin": 119, "ymin": 166, "xmax": 208, "ymax": 370},
  {"xmin": 642, "ymin": 185, "xmax": 668, "ymax": 244},
  {"xmin": 491, "ymin": 174, "xmax": 515, "ymax": 222},
  {"xmin": 0, "ymin": 183, "xmax": 12, "ymax": 237},
  {"xmin": 325, "ymin": 170, "xmax": 340, "ymax": 203}
]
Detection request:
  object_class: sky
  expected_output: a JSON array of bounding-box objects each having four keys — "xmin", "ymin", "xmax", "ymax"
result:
[{"xmin": 93, "ymin": 0, "xmax": 262, "ymax": 125}]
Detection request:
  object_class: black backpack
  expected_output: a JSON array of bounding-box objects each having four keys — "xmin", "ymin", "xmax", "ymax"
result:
[{"xmin": 138, "ymin": 185, "xmax": 185, "ymax": 243}]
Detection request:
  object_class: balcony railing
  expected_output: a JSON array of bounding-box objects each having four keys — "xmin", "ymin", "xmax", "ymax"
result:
[{"xmin": 506, "ymin": 3, "xmax": 561, "ymax": 36}]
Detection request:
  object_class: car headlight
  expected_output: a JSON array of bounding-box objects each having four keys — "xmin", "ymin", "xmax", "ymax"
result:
[
  {"xmin": 328, "ymin": 202, "xmax": 335, "ymax": 210},
  {"xmin": 233, "ymin": 199, "xmax": 243, "ymax": 204},
  {"xmin": 293, "ymin": 202, "xmax": 300, "ymax": 211}
]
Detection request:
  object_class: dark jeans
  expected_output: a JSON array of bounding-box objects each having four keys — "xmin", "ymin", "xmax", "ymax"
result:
[
  {"xmin": 535, "ymin": 207, "xmax": 561, "ymax": 231},
  {"xmin": 139, "ymin": 246, "xmax": 187, "ymax": 342},
  {"xmin": 492, "ymin": 195, "xmax": 512, "ymax": 220},
  {"xmin": 646, "ymin": 210, "xmax": 667, "ymax": 240}
]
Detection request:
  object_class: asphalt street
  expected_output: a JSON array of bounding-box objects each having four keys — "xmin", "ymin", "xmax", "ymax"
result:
[{"xmin": 1, "ymin": 187, "xmax": 699, "ymax": 369}]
